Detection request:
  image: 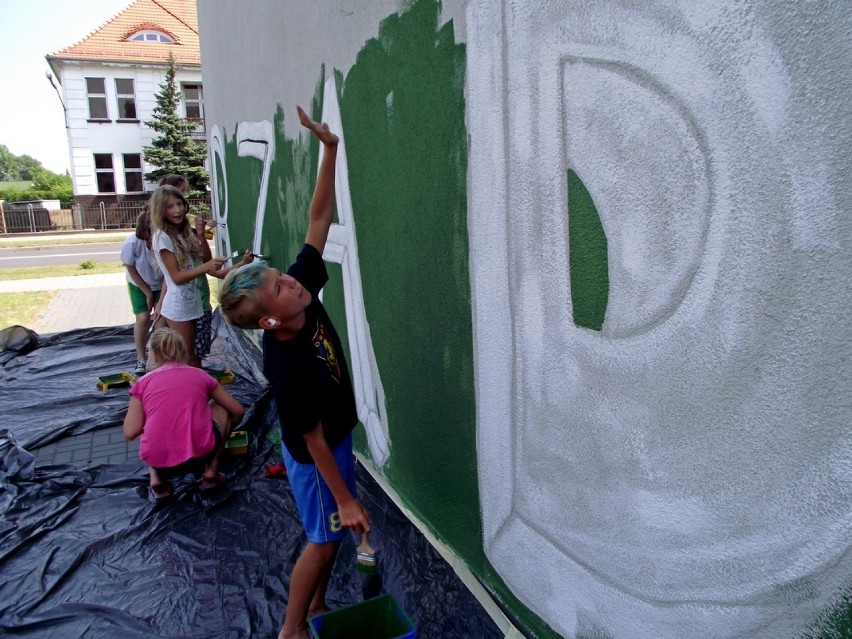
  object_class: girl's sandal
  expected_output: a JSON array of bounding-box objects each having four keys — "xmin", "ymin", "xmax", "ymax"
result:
[{"xmin": 199, "ymin": 472, "xmax": 226, "ymax": 492}]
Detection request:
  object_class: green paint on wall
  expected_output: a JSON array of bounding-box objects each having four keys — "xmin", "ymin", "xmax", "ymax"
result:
[
  {"xmin": 213, "ymin": 82, "xmax": 327, "ymax": 269},
  {"xmin": 803, "ymin": 588, "xmax": 852, "ymax": 639},
  {"xmin": 568, "ymin": 169, "xmax": 609, "ymax": 330},
  {"xmin": 337, "ymin": 0, "xmax": 478, "ymax": 555}
]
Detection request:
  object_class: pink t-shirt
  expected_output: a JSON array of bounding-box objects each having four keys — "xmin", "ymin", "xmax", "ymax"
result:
[{"xmin": 129, "ymin": 362, "xmax": 219, "ymax": 468}]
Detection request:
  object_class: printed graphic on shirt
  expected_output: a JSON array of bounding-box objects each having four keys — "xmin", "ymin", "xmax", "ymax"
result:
[{"xmin": 312, "ymin": 320, "xmax": 341, "ymax": 384}]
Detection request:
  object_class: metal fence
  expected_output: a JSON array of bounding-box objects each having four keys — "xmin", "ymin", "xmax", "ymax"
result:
[{"xmin": 0, "ymin": 199, "xmax": 211, "ymax": 234}]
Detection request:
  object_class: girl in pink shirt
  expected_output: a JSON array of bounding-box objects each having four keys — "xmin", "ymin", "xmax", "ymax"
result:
[{"xmin": 123, "ymin": 327, "xmax": 245, "ymax": 499}]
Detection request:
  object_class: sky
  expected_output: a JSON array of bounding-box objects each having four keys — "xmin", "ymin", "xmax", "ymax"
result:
[{"xmin": 0, "ymin": 0, "xmax": 134, "ymax": 174}]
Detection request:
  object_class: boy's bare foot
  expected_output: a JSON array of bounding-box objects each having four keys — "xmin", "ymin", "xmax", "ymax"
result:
[
  {"xmin": 296, "ymin": 105, "xmax": 338, "ymax": 146},
  {"xmin": 278, "ymin": 627, "xmax": 310, "ymax": 639}
]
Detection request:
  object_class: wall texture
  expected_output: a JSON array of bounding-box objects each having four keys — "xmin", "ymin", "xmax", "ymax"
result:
[{"xmin": 198, "ymin": 1, "xmax": 851, "ymax": 637}]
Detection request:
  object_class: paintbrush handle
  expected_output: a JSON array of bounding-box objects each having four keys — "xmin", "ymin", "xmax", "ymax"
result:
[
  {"xmin": 358, "ymin": 531, "xmax": 375, "ymax": 554},
  {"xmin": 146, "ymin": 312, "xmax": 159, "ymax": 336}
]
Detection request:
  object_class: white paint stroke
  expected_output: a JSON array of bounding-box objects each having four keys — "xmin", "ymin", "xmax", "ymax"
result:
[{"xmin": 319, "ymin": 76, "xmax": 391, "ymax": 467}]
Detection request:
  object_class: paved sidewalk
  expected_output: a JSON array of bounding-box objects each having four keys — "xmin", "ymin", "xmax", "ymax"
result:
[
  {"xmin": 1, "ymin": 230, "xmax": 133, "ymax": 333},
  {"xmin": 1, "ymin": 260, "xmax": 138, "ymax": 467},
  {"xmin": 34, "ymin": 424, "xmax": 141, "ymax": 467},
  {"xmin": 0, "ymin": 273, "xmax": 133, "ymax": 334}
]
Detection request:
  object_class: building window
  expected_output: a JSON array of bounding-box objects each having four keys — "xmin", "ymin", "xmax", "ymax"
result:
[
  {"xmin": 115, "ymin": 79, "xmax": 137, "ymax": 120},
  {"xmin": 128, "ymin": 30, "xmax": 174, "ymax": 43},
  {"xmin": 123, "ymin": 154, "xmax": 143, "ymax": 192},
  {"xmin": 183, "ymin": 84, "xmax": 204, "ymax": 121},
  {"xmin": 94, "ymin": 154, "xmax": 115, "ymax": 193},
  {"xmin": 86, "ymin": 77, "xmax": 108, "ymax": 120}
]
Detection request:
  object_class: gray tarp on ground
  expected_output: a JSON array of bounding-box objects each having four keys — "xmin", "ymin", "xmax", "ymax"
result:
[{"xmin": 0, "ymin": 315, "xmax": 502, "ymax": 638}]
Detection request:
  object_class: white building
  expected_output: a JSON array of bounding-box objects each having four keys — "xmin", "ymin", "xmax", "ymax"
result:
[{"xmin": 46, "ymin": 0, "xmax": 202, "ymax": 207}]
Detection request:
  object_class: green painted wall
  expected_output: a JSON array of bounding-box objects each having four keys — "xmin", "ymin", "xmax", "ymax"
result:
[{"xmin": 337, "ymin": 0, "xmax": 475, "ymax": 551}]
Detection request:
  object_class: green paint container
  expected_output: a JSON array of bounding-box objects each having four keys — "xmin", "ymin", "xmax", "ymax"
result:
[{"xmin": 309, "ymin": 594, "xmax": 415, "ymax": 639}]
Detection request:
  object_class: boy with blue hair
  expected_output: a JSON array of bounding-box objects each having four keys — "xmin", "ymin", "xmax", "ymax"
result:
[{"xmin": 219, "ymin": 106, "xmax": 370, "ymax": 639}]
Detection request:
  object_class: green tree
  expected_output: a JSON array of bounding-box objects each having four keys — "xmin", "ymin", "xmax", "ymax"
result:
[
  {"xmin": 0, "ymin": 147, "xmax": 73, "ymax": 206},
  {"xmin": 15, "ymin": 154, "xmax": 43, "ymax": 181},
  {"xmin": 0, "ymin": 144, "xmax": 43, "ymax": 182},
  {"xmin": 0, "ymin": 144, "xmax": 17, "ymax": 181},
  {"xmin": 31, "ymin": 167, "xmax": 71, "ymax": 191},
  {"xmin": 143, "ymin": 54, "xmax": 208, "ymax": 197}
]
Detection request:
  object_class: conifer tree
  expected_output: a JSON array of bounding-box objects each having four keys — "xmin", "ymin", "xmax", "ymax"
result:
[{"xmin": 143, "ymin": 54, "xmax": 208, "ymax": 197}]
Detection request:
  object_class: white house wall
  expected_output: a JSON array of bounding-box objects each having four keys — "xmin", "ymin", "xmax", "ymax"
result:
[{"xmin": 58, "ymin": 62, "xmax": 202, "ymax": 195}]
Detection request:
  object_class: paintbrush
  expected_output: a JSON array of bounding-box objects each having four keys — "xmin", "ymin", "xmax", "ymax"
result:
[
  {"xmin": 146, "ymin": 311, "xmax": 159, "ymax": 338},
  {"xmin": 223, "ymin": 250, "xmax": 268, "ymax": 264},
  {"xmin": 356, "ymin": 531, "xmax": 382, "ymax": 599}
]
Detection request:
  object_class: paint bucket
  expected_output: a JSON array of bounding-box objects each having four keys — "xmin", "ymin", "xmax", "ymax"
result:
[{"xmin": 308, "ymin": 594, "xmax": 415, "ymax": 639}]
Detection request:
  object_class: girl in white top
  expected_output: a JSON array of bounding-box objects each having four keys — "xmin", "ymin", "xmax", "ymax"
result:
[
  {"xmin": 121, "ymin": 209, "xmax": 164, "ymax": 373},
  {"xmin": 149, "ymin": 185, "xmax": 226, "ymax": 367}
]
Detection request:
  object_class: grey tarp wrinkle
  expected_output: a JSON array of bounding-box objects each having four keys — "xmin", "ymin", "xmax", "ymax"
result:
[{"xmin": 0, "ymin": 311, "xmax": 502, "ymax": 638}]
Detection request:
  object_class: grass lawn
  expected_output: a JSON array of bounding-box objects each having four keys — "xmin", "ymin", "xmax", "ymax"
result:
[
  {"xmin": 0, "ymin": 290, "xmax": 57, "ymax": 331},
  {"xmin": 0, "ymin": 262, "xmax": 125, "ymax": 281},
  {"xmin": 0, "ymin": 260, "xmax": 124, "ymax": 330}
]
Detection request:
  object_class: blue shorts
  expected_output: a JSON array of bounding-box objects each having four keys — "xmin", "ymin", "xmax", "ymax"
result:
[{"xmin": 282, "ymin": 434, "xmax": 355, "ymax": 543}]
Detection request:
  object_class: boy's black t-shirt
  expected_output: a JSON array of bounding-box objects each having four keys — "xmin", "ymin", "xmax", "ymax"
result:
[{"xmin": 262, "ymin": 244, "xmax": 358, "ymax": 464}]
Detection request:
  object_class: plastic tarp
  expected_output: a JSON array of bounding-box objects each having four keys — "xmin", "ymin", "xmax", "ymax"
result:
[{"xmin": 0, "ymin": 315, "xmax": 502, "ymax": 638}]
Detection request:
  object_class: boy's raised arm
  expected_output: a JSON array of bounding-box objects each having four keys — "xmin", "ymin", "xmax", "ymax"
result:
[{"xmin": 297, "ymin": 105, "xmax": 339, "ymax": 254}]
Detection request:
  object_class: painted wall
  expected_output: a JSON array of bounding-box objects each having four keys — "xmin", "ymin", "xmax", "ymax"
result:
[{"xmin": 198, "ymin": 1, "xmax": 851, "ymax": 638}]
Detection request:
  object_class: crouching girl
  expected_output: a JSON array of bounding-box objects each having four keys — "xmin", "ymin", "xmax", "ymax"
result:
[{"xmin": 123, "ymin": 327, "xmax": 245, "ymax": 499}]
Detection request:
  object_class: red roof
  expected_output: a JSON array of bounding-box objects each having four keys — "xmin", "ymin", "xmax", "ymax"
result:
[{"xmin": 47, "ymin": 0, "xmax": 199, "ymax": 66}]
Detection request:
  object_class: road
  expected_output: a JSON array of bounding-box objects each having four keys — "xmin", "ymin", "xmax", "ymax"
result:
[{"xmin": 0, "ymin": 241, "xmax": 123, "ymax": 268}]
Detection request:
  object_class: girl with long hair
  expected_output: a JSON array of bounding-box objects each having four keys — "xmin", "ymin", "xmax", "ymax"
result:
[{"xmin": 148, "ymin": 184, "xmax": 226, "ymax": 366}]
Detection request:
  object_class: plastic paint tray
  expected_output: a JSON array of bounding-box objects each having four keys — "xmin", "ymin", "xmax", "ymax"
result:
[
  {"xmin": 206, "ymin": 368, "xmax": 235, "ymax": 384},
  {"xmin": 96, "ymin": 371, "xmax": 136, "ymax": 390},
  {"xmin": 225, "ymin": 430, "xmax": 248, "ymax": 455},
  {"xmin": 309, "ymin": 594, "xmax": 415, "ymax": 639}
]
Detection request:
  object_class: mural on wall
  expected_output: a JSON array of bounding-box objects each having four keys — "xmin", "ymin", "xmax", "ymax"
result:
[
  {"xmin": 201, "ymin": 0, "xmax": 849, "ymax": 637},
  {"xmin": 203, "ymin": 0, "xmax": 492, "ymax": 625},
  {"xmin": 209, "ymin": 90, "xmax": 391, "ymax": 467},
  {"xmin": 468, "ymin": 2, "xmax": 850, "ymax": 638}
]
